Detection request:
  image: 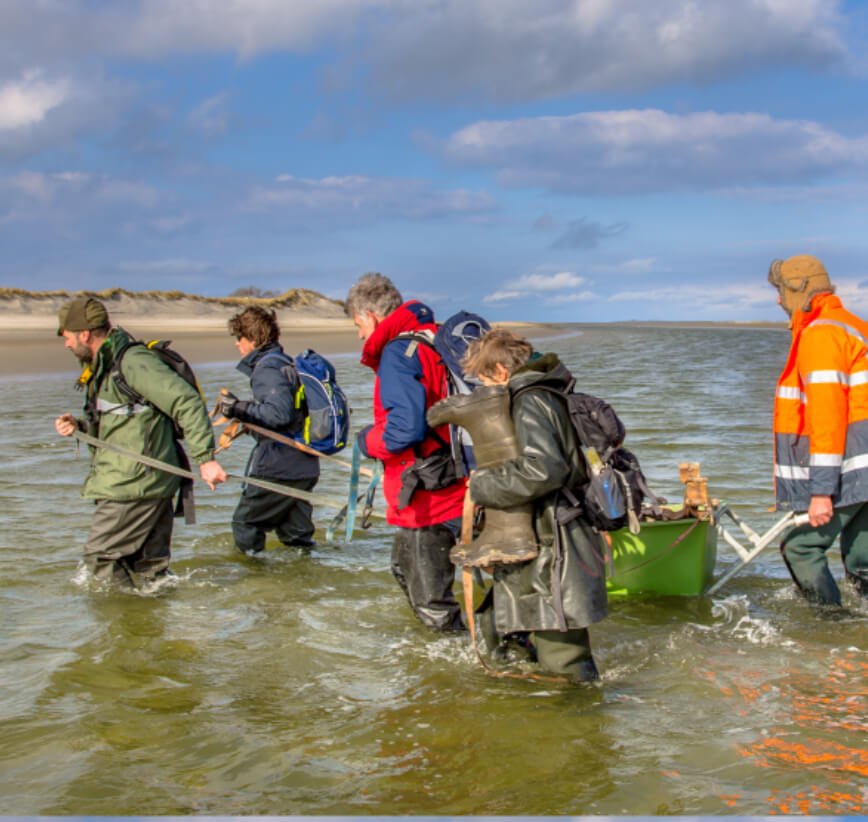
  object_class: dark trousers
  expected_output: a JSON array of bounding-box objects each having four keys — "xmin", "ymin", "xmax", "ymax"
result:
[
  {"xmin": 85, "ymin": 497, "xmax": 174, "ymax": 586},
  {"xmin": 532, "ymin": 629, "xmax": 599, "ymax": 682},
  {"xmin": 232, "ymin": 476, "xmax": 318, "ymax": 554},
  {"xmin": 391, "ymin": 522, "xmax": 464, "ymax": 632},
  {"xmin": 781, "ymin": 501, "xmax": 868, "ymax": 605}
]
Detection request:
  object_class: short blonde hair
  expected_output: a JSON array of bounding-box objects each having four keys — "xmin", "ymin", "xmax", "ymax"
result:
[{"xmin": 461, "ymin": 328, "xmax": 533, "ymax": 380}]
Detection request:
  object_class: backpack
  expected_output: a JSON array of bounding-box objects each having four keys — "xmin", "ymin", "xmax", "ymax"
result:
[
  {"xmin": 513, "ymin": 378, "xmax": 662, "ymax": 534},
  {"xmin": 111, "ymin": 338, "xmax": 205, "ymax": 440},
  {"xmin": 109, "ymin": 335, "xmax": 203, "ymax": 523},
  {"xmin": 259, "ymin": 349, "xmax": 350, "ymax": 455},
  {"xmin": 399, "ymin": 309, "xmax": 491, "ymax": 476}
]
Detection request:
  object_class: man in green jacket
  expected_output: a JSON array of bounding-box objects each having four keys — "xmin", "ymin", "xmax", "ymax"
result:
[{"xmin": 54, "ymin": 296, "xmax": 227, "ymax": 587}]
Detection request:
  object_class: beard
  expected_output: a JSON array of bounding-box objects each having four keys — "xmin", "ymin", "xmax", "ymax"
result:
[{"xmin": 69, "ymin": 341, "xmax": 93, "ymax": 364}]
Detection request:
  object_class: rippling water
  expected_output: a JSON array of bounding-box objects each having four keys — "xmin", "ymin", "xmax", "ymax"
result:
[{"xmin": 2, "ymin": 324, "xmax": 866, "ymax": 815}]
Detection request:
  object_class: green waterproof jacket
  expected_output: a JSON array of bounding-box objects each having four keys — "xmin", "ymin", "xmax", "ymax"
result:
[
  {"xmin": 468, "ymin": 353, "xmax": 609, "ymax": 633},
  {"xmin": 77, "ymin": 328, "xmax": 216, "ymax": 501}
]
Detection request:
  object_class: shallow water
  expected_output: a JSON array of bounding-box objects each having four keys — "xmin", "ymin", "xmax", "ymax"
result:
[{"xmin": 1, "ymin": 325, "xmax": 866, "ymax": 815}]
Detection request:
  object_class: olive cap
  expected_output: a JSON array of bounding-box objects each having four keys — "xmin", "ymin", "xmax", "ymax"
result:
[{"xmin": 57, "ymin": 296, "xmax": 109, "ymax": 336}]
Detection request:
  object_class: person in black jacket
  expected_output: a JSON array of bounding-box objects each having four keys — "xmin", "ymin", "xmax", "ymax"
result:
[
  {"xmin": 217, "ymin": 306, "xmax": 320, "ymax": 554},
  {"xmin": 463, "ymin": 328, "xmax": 608, "ymax": 682}
]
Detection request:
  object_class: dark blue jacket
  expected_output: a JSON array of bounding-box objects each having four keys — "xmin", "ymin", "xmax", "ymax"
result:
[{"xmin": 231, "ymin": 343, "xmax": 320, "ymax": 481}]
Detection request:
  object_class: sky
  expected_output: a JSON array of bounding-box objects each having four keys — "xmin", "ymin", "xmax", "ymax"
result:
[{"xmin": 2, "ymin": 0, "xmax": 868, "ymax": 322}]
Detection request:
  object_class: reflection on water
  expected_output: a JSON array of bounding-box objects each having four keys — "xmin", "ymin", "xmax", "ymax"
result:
[{"xmin": 1, "ymin": 325, "xmax": 866, "ymax": 814}]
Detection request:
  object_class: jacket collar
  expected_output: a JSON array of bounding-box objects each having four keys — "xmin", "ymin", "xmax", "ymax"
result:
[
  {"xmin": 791, "ymin": 292, "xmax": 841, "ymax": 336},
  {"xmin": 237, "ymin": 341, "xmax": 285, "ymax": 377},
  {"xmin": 361, "ymin": 300, "xmax": 436, "ymax": 370},
  {"xmin": 509, "ymin": 351, "xmax": 572, "ymax": 392}
]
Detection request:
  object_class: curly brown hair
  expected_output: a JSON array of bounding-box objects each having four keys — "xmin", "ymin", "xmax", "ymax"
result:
[{"xmin": 228, "ymin": 305, "xmax": 280, "ymax": 347}]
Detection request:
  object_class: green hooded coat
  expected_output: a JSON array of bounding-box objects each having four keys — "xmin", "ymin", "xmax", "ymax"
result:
[
  {"xmin": 78, "ymin": 328, "xmax": 216, "ymax": 501},
  {"xmin": 468, "ymin": 353, "xmax": 609, "ymax": 633}
]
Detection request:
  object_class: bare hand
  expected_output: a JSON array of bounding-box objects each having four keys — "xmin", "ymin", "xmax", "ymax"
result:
[
  {"xmin": 55, "ymin": 413, "xmax": 78, "ymax": 437},
  {"xmin": 199, "ymin": 459, "xmax": 228, "ymax": 490},
  {"xmin": 808, "ymin": 494, "xmax": 834, "ymax": 528}
]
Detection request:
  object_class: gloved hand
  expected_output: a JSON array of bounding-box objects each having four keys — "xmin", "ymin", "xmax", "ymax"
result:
[
  {"xmin": 215, "ymin": 390, "xmax": 240, "ymax": 419},
  {"xmin": 356, "ymin": 424, "xmax": 373, "ymax": 458}
]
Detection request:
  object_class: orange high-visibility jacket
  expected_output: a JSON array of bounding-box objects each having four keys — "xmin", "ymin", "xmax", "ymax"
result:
[{"xmin": 774, "ymin": 293, "xmax": 868, "ymax": 510}]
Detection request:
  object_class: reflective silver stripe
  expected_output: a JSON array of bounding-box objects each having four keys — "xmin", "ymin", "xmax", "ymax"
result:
[
  {"xmin": 776, "ymin": 386, "xmax": 805, "ymax": 401},
  {"xmin": 810, "ymin": 453, "xmax": 842, "ymax": 467},
  {"xmin": 775, "ymin": 464, "xmax": 810, "ymax": 480},
  {"xmin": 842, "ymin": 454, "xmax": 868, "ymax": 473},
  {"xmin": 803, "ymin": 369, "xmax": 847, "ymax": 385},
  {"xmin": 850, "ymin": 371, "xmax": 868, "ymax": 387},
  {"xmin": 808, "ymin": 318, "xmax": 868, "ymax": 348},
  {"xmin": 96, "ymin": 398, "xmax": 149, "ymax": 415}
]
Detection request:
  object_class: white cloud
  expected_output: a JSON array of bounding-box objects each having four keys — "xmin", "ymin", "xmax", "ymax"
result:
[
  {"xmin": 1, "ymin": 170, "xmax": 158, "ymax": 222},
  {"xmin": 0, "ymin": 68, "xmax": 128, "ymax": 160},
  {"xmin": 0, "ymin": 70, "xmax": 70, "ymax": 130},
  {"xmin": 0, "ymin": 1, "xmax": 847, "ymax": 104},
  {"xmin": 244, "ymin": 173, "xmax": 495, "ymax": 220},
  {"xmin": 363, "ymin": 0, "xmax": 844, "ymax": 103},
  {"xmin": 594, "ymin": 257, "xmax": 661, "ymax": 274},
  {"xmin": 483, "ymin": 269, "xmax": 588, "ymax": 302},
  {"xmin": 188, "ymin": 91, "xmax": 234, "ymax": 136},
  {"xmin": 512, "ymin": 271, "xmax": 587, "ymax": 291},
  {"xmin": 609, "ymin": 280, "xmax": 771, "ymax": 311},
  {"xmin": 441, "ymin": 109, "xmax": 868, "ymax": 194}
]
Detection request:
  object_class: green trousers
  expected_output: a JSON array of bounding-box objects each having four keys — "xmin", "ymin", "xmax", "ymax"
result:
[
  {"xmin": 85, "ymin": 497, "xmax": 174, "ymax": 587},
  {"xmin": 781, "ymin": 501, "xmax": 868, "ymax": 606},
  {"xmin": 532, "ymin": 629, "xmax": 599, "ymax": 682}
]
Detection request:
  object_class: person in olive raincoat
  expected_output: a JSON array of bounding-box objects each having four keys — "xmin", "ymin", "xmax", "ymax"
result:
[
  {"xmin": 54, "ymin": 296, "xmax": 227, "ymax": 587},
  {"xmin": 463, "ymin": 328, "xmax": 608, "ymax": 681}
]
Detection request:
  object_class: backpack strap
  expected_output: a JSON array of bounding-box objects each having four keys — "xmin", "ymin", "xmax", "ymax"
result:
[{"xmin": 107, "ymin": 336, "xmax": 197, "ymax": 524}]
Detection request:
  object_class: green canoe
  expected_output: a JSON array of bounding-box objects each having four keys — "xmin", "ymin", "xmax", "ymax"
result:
[{"xmin": 605, "ymin": 513, "xmax": 717, "ymax": 597}]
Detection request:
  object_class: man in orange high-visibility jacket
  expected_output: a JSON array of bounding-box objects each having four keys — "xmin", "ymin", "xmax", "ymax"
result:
[{"xmin": 770, "ymin": 254, "xmax": 868, "ymax": 606}]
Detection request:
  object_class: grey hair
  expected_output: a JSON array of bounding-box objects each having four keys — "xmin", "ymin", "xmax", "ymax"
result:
[{"xmin": 344, "ymin": 272, "xmax": 403, "ymax": 319}]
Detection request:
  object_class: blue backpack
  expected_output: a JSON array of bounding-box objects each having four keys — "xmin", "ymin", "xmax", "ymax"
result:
[
  {"xmin": 260, "ymin": 349, "xmax": 350, "ymax": 455},
  {"xmin": 399, "ymin": 309, "xmax": 491, "ymax": 474}
]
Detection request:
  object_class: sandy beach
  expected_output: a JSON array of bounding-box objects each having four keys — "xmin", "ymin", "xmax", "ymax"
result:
[{"xmin": 0, "ymin": 288, "xmax": 556, "ymax": 377}]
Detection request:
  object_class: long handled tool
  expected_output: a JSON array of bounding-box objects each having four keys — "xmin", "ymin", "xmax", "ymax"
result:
[
  {"xmin": 707, "ymin": 506, "xmax": 810, "ymax": 595},
  {"xmin": 211, "ymin": 389, "xmax": 373, "ymax": 477},
  {"xmin": 70, "ymin": 430, "xmax": 387, "ymax": 522}
]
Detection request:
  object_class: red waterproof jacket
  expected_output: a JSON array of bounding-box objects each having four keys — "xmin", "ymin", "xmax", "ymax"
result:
[
  {"xmin": 774, "ymin": 293, "xmax": 868, "ymax": 510},
  {"xmin": 358, "ymin": 301, "xmax": 467, "ymax": 528}
]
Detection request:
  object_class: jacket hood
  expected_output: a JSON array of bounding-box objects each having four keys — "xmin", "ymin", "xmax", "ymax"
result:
[
  {"xmin": 361, "ymin": 300, "xmax": 436, "ymax": 371},
  {"xmin": 509, "ymin": 351, "xmax": 572, "ymax": 392}
]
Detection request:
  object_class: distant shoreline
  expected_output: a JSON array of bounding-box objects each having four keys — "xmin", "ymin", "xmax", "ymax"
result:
[{"xmin": 0, "ymin": 287, "xmax": 787, "ymax": 378}]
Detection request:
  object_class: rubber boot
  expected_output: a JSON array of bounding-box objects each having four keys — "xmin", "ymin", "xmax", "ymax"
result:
[{"xmin": 427, "ymin": 385, "xmax": 538, "ymax": 567}]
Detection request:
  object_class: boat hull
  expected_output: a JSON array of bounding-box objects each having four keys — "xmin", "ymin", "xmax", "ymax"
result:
[{"xmin": 606, "ymin": 516, "xmax": 717, "ymax": 597}]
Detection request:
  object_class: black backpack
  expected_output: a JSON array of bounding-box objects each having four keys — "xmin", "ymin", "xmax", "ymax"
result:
[{"xmin": 513, "ymin": 378, "xmax": 662, "ymax": 533}]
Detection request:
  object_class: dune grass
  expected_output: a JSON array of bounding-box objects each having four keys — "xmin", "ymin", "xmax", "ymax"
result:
[{"xmin": 0, "ymin": 286, "xmax": 342, "ymax": 309}]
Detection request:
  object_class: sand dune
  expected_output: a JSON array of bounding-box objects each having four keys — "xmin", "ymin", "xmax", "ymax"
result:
[{"xmin": 0, "ymin": 287, "xmax": 352, "ymax": 331}]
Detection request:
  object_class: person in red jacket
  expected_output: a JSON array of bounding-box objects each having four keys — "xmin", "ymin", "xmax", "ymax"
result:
[
  {"xmin": 345, "ymin": 272, "xmax": 467, "ymax": 631},
  {"xmin": 770, "ymin": 254, "xmax": 868, "ymax": 605}
]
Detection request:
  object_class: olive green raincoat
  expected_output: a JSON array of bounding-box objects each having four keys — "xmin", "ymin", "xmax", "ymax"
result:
[
  {"xmin": 468, "ymin": 353, "xmax": 609, "ymax": 633},
  {"xmin": 78, "ymin": 328, "xmax": 216, "ymax": 501}
]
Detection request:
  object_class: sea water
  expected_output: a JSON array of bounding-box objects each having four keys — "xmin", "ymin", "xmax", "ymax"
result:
[{"xmin": 1, "ymin": 324, "xmax": 866, "ymax": 815}]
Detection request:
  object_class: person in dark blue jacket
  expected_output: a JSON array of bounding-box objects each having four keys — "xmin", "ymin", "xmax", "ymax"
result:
[{"xmin": 217, "ymin": 306, "xmax": 320, "ymax": 554}]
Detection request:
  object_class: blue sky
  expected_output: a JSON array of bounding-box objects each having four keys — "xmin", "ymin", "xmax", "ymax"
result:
[{"xmin": 2, "ymin": 0, "xmax": 868, "ymax": 322}]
